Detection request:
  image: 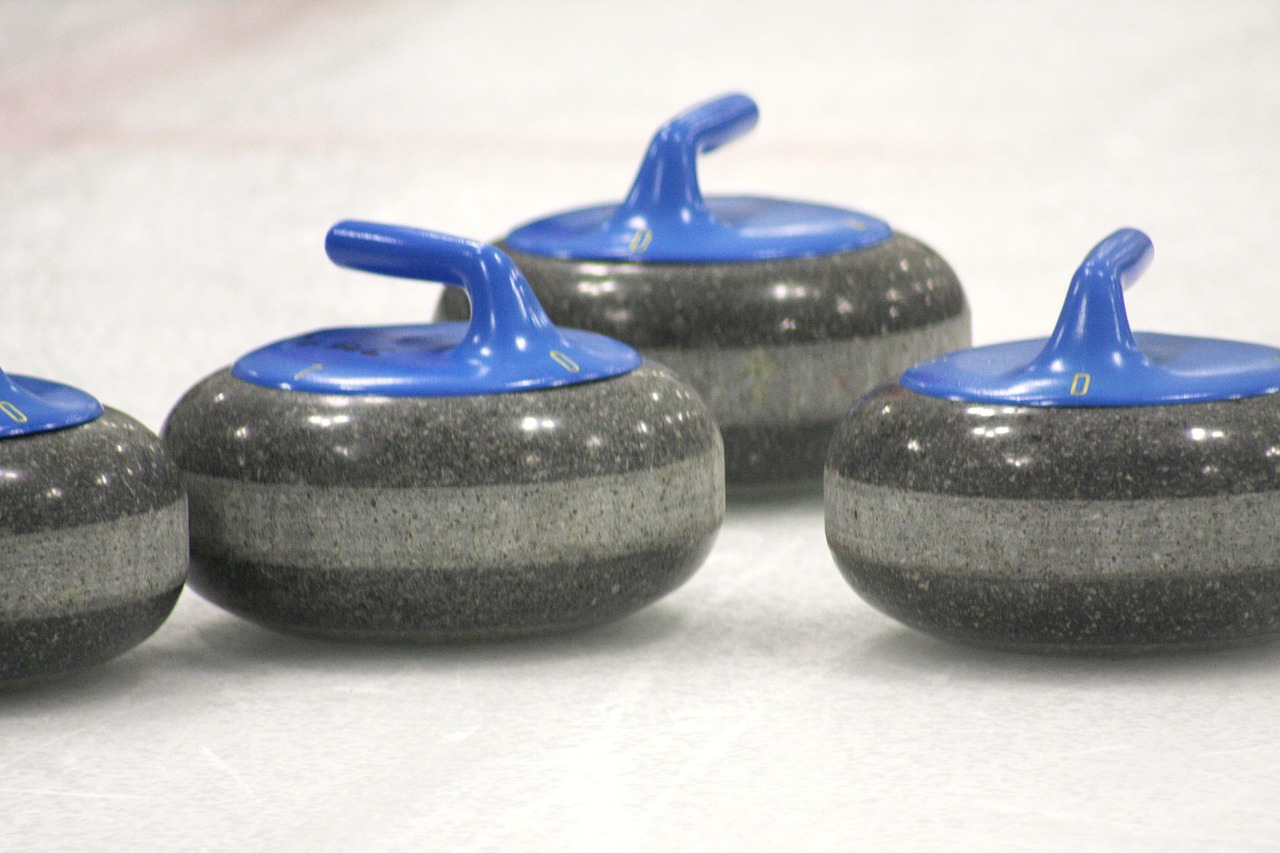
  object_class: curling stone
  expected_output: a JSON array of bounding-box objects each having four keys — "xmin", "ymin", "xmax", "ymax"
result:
[
  {"xmin": 162, "ymin": 222, "xmax": 724, "ymax": 641},
  {"xmin": 436, "ymin": 92, "xmax": 970, "ymax": 489},
  {"xmin": 826, "ymin": 227, "xmax": 1280, "ymax": 654},
  {"xmin": 0, "ymin": 366, "xmax": 186, "ymax": 685}
]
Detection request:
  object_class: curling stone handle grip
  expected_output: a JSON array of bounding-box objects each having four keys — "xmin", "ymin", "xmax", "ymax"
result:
[
  {"xmin": 325, "ymin": 220, "xmax": 560, "ymax": 355},
  {"xmin": 1078, "ymin": 227, "xmax": 1154, "ymax": 293},
  {"xmin": 616, "ymin": 92, "xmax": 759, "ymax": 225},
  {"xmin": 664, "ymin": 92, "xmax": 759, "ymax": 156},
  {"xmin": 327, "ymin": 221, "xmax": 486, "ymax": 287}
]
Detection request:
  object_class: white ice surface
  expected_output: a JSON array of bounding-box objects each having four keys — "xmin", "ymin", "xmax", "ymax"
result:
[{"xmin": 3, "ymin": 1, "xmax": 1280, "ymax": 849}]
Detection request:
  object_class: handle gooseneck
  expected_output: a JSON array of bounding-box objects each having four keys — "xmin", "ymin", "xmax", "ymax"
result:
[
  {"xmin": 610, "ymin": 92, "xmax": 758, "ymax": 231},
  {"xmin": 1028, "ymin": 227, "xmax": 1154, "ymax": 376}
]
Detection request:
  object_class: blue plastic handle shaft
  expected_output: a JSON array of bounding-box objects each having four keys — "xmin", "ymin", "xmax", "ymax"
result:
[
  {"xmin": 325, "ymin": 220, "xmax": 560, "ymax": 357},
  {"xmin": 613, "ymin": 92, "xmax": 759, "ymax": 227},
  {"xmin": 1032, "ymin": 228, "xmax": 1154, "ymax": 371}
]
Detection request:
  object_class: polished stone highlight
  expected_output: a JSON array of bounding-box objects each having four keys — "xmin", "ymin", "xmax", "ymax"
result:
[
  {"xmin": 825, "ymin": 385, "xmax": 1280, "ymax": 653},
  {"xmin": 163, "ymin": 363, "xmax": 724, "ymax": 640}
]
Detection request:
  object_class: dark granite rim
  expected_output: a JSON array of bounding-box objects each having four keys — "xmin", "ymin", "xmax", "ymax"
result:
[
  {"xmin": 434, "ymin": 233, "xmax": 966, "ymax": 348},
  {"xmin": 0, "ymin": 408, "xmax": 184, "ymax": 536},
  {"xmin": 0, "ymin": 586, "xmax": 183, "ymax": 684},
  {"xmin": 188, "ymin": 534, "xmax": 715, "ymax": 641},
  {"xmin": 828, "ymin": 384, "xmax": 1280, "ymax": 500},
  {"xmin": 163, "ymin": 362, "xmax": 720, "ymax": 488},
  {"xmin": 833, "ymin": 554, "xmax": 1280, "ymax": 655}
]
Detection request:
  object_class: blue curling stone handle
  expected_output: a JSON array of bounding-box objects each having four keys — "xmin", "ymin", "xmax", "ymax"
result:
[
  {"xmin": 504, "ymin": 93, "xmax": 893, "ymax": 263},
  {"xmin": 233, "ymin": 222, "xmax": 642, "ymax": 397},
  {"xmin": 0, "ymin": 371, "xmax": 102, "ymax": 438},
  {"xmin": 902, "ymin": 228, "xmax": 1280, "ymax": 406}
]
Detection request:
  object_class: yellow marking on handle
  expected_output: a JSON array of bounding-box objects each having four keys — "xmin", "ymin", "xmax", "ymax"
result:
[
  {"xmin": 0, "ymin": 401, "xmax": 27, "ymax": 423},
  {"xmin": 1069, "ymin": 373, "xmax": 1091, "ymax": 396},
  {"xmin": 293, "ymin": 363, "xmax": 324, "ymax": 381},
  {"xmin": 629, "ymin": 228, "xmax": 653, "ymax": 254},
  {"xmin": 549, "ymin": 351, "xmax": 580, "ymax": 373}
]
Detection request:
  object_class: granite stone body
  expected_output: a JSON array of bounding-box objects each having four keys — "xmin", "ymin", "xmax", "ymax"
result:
[
  {"xmin": 162, "ymin": 362, "xmax": 724, "ymax": 640},
  {"xmin": 825, "ymin": 384, "xmax": 1280, "ymax": 653},
  {"xmin": 0, "ymin": 409, "xmax": 187, "ymax": 684},
  {"xmin": 437, "ymin": 234, "xmax": 970, "ymax": 488}
]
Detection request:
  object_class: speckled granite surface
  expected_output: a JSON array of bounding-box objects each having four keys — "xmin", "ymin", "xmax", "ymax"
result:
[
  {"xmin": 7, "ymin": 2, "xmax": 1280, "ymax": 847},
  {"xmin": 163, "ymin": 363, "xmax": 723, "ymax": 639},
  {"xmin": 0, "ymin": 409, "xmax": 187, "ymax": 683},
  {"xmin": 826, "ymin": 385, "xmax": 1280, "ymax": 652},
  {"xmin": 439, "ymin": 235, "xmax": 970, "ymax": 486}
]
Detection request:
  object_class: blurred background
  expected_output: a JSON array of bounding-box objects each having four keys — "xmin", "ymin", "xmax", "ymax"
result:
[{"xmin": 2, "ymin": 2, "xmax": 1279, "ymax": 849}]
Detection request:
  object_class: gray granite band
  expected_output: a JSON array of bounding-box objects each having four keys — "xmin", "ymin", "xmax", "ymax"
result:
[
  {"xmin": 0, "ymin": 502, "xmax": 188, "ymax": 620},
  {"xmin": 827, "ymin": 477, "xmax": 1280, "ymax": 578},
  {"xmin": 185, "ymin": 453, "xmax": 721, "ymax": 572},
  {"xmin": 647, "ymin": 313, "xmax": 970, "ymax": 428},
  {"xmin": 826, "ymin": 475, "xmax": 1280, "ymax": 651}
]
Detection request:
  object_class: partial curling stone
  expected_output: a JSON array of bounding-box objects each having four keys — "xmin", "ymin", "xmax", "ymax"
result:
[
  {"xmin": 163, "ymin": 223, "xmax": 723, "ymax": 640},
  {"xmin": 826, "ymin": 228, "xmax": 1280, "ymax": 654},
  {"xmin": 0, "ymin": 365, "xmax": 186, "ymax": 685},
  {"xmin": 436, "ymin": 93, "xmax": 969, "ymax": 491}
]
